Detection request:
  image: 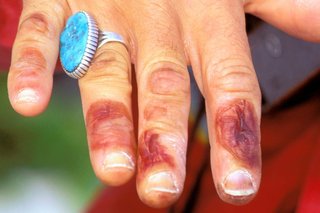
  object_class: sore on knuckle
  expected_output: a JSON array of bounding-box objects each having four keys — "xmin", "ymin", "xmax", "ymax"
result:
[
  {"xmin": 86, "ymin": 100, "xmax": 133, "ymax": 150},
  {"xmin": 206, "ymin": 57, "xmax": 259, "ymax": 95},
  {"xmin": 147, "ymin": 62, "xmax": 189, "ymax": 96},
  {"xmin": 11, "ymin": 47, "xmax": 47, "ymax": 79},
  {"xmin": 216, "ymin": 100, "xmax": 260, "ymax": 166},
  {"xmin": 138, "ymin": 130, "xmax": 175, "ymax": 173}
]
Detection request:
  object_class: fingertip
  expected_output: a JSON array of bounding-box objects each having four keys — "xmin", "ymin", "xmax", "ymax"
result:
[
  {"xmin": 8, "ymin": 66, "xmax": 52, "ymax": 117},
  {"xmin": 8, "ymin": 0, "xmax": 67, "ymax": 117},
  {"xmin": 137, "ymin": 170, "xmax": 181, "ymax": 208},
  {"xmin": 136, "ymin": 132, "xmax": 186, "ymax": 208},
  {"xmin": 8, "ymin": 45, "xmax": 54, "ymax": 117},
  {"xmin": 95, "ymin": 167, "xmax": 135, "ymax": 187},
  {"xmin": 8, "ymin": 86, "xmax": 51, "ymax": 117},
  {"xmin": 208, "ymin": 99, "xmax": 261, "ymax": 205},
  {"xmin": 216, "ymin": 169, "xmax": 259, "ymax": 205},
  {"xmin": 84, "ymin": 100, "xmax": 136, "ymax": 186},
  {"xmin": 91, "ymin": 150, "xmax": 136, "ymax": 186}
]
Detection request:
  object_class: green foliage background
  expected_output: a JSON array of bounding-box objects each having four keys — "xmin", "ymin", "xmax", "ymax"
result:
[{"xmin": 0, "ymin": 73, "xmax": 99, "ymax": 209}]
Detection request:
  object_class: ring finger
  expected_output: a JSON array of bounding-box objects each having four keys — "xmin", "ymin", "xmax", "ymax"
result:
[
  {"xmin": 66, "ymin": 1, "xmax": 136, "ymax": 186},
  {"xmin": 131, "ymin": 1, "xmax": 190, "ymax": 208}
]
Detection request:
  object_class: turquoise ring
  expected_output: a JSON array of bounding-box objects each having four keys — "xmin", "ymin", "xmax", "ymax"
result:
[{"xmin": 59, "ymin": 11, "xmax": 126, "ymax": 79}]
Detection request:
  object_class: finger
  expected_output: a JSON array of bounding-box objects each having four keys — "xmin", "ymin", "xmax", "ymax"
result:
[
  {"xmin": 8, "ymin": 0, "xmax": 69, "ymax": 116},
  {"xmin": 72, "ymin": 5, "xmax": 136, "ymax": 186},
  {"xmin": 132, "ymin": 2, "xmax": 190, "ymax": 208},
  {"xmin": 184, "ymin": 0, "xmax": 261, "ymax": 205},
  {"xmin": 245, "ymin": 0, "xmax": 320, "ymax": 42}
]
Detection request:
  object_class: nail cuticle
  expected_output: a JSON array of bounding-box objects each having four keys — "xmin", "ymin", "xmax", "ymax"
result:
[
  {"xmin": 222, "ymin": 169, "xmax": 256, "ymax": 197},
  {"xmin": 145, "ymin": 171, "xmax": 179, "ymax": 195},
  {"xmin": 103, "ymin": 151, "xmax": 135, "ymax": 171}
]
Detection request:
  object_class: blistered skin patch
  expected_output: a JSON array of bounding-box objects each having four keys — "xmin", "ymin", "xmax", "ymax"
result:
[
  {"xmin": 11, "ymin": 47, "xmax": 47, "ymax": 92},
  {"xmin": 138, "ymin": 131, "xmax": 175, "ymax": 173},
  {"xmin": 86, "ymin": 101, "xmax": 133, "ymax": 150},
  {"xmin": 13, "ymin": 47, "xmax": 47, "ymax": 74},
  {"xmin": 216, "ymin": 100, "xmax": 260, "ymax": 166}
]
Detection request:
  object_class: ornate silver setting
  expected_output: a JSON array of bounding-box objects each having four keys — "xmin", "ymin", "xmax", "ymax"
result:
[
  {"xmin": 62, "ymin": 11, "xmax": 126, "ymax": 79},
  {"xmin": 62, "ymin": 11, "xmax": 99, "ymax": 79}
]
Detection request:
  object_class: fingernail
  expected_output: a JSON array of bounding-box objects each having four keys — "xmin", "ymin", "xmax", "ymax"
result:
[
  {"xmin": 222, "ymin": 170, "xmax": 255, "ymax": 196},
  {"xmin": 145, "ymin": 171, "xmax": 179, "ymax": 194},
  {"xmin": 15, "ymin": 88, "xmax": 39, "ymax": 103},
  {"xmin": 103, "ymin": 151, "xmax": 134, "ymax": 171}
]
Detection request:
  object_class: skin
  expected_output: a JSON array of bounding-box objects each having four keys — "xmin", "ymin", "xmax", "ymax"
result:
[{"xmin": 7, "ymin": 0, "xmax": 320, "ymax": 208}]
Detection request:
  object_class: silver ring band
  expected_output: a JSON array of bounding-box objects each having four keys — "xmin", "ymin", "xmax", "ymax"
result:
[{"xmin": 99, "ymin": 31, "xmax": 125, "ymax": 48}]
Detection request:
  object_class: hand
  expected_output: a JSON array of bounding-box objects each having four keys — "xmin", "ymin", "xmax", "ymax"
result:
[{"xmin": 8, "ymin": 0, "xmax": 320, "ymax": 208}]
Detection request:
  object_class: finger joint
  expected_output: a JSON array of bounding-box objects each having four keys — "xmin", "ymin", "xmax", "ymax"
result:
[
  {"xmin": 146, "ymin": 62, "xmax": 189, "ymax": 97},
  {"xmin": 87, "ymin": 47, "xmax": 130, "ymax": 82},
  {"xmin": 19, "ymin": 12, "xmax": 55, "ymax": 38},
  {"xmin": 206, "ymin": 57, "xmax": 259, "ymax": 96}
]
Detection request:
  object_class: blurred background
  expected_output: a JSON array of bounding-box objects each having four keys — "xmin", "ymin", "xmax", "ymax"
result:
[{"xmin": 0, "ymin": 72, "xmax": 102, "ymax": 212}]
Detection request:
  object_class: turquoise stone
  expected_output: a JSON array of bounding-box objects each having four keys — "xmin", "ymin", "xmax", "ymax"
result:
[{"xmin": 60, "ymin": 12, "xmax": 90, "ymax": 73}]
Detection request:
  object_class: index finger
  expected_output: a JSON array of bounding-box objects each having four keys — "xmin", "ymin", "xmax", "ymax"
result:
[{"xmin": 8, "ymin": 0, "xmax": 69, "ymax": 116}]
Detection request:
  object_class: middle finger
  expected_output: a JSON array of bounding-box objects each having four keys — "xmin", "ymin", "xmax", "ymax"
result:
[{"xmin": 131, "ymin": 1, "xmax": 190, "ymax": 208}]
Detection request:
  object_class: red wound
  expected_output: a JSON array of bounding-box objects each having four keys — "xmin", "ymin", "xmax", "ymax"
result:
[
  {"xmin": 15, "ymin": 47, "xmax": 47, "ymax": 71},
  {"xmin": 138, "ymin": 131, "xmax": 174, "ymax": 173},
  {"xmin": 11, "ymin": 47, "xmax": 47, "ymax": 91},
  {"xmin": 216, "ymin": 100, "xmax": 260, "ymax": 166},
  {"xmin": 86, "ymin": 101, "xmax": 133, "ymax": 150}
]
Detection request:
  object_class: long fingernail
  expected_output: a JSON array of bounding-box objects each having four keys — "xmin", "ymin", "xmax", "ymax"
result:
[
  {"xmin": 103, "ymin": 151, "xmax": 135, "ymax": 171},
  {"xmin": 222, "ymin": 169, "xmax": 255, "ymax": 196},
  {"xmin": 145, "ymin": 171, "xmax": 179, "ymax": 194},
  {"xmin": 15, "ymin": 88, "xmax": 39, "ymax": 103}
]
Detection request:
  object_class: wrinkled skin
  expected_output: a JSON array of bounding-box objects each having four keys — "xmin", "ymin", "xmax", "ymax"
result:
[{"xmin": 8, "ymin": 0, "xmax": 320, "ymax": 208}]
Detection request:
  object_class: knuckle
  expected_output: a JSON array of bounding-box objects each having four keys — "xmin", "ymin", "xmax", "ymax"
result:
[
  {"xmin": 206, "ymin": 57, "xmax": 259, "ymax": 95},
  {"xmin": 143, "ymin": 100, "xmax": 189, "ymax": 131},
  {"xmin": 143, "ymin": 102, "xmax": 168, "ymax": 121},
  {"xmin": 215, "ymin": 99, "xmax": 260, "ymax": 165},
  {"xmin": 85, "ymin": 48, "xmax": 130, "ymax": 84},
  {"xmin": 79, "ymin": 48, "xmax": 132, "ymax": 99},
  {"xmin": 19, "ymin": 12, "xmax": 54, "ymax": 38},
  {"xmin": 146, "ymin": 61, "xmax": 189, "ymax": 97},
  {"xmin": 19, "ymin": 0, "xmax": 67, "ymax": 38},
  {"xmin": 9, "ymin": 48, "xmax": 48, "ymax": 93},
  {"xmin": 11, "ymin": 47, "xmax": 47, "ymax": 79},
  {"xmin": 86, "ymin": 100, "xmax": 133, "ymax": 150},
  {"xmin": 138, "ymin": 130, "xmax": 176, "ymax": 174},
  {"xmin": 138, "ymin": 130, "xmax": 187, "ymax": 172}
]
